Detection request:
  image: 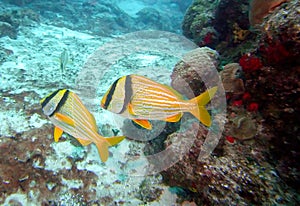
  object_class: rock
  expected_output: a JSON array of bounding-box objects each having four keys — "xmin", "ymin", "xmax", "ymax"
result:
[{"xmin": 171, "ymin": 47, "xmax": 219, "ymax": 98}]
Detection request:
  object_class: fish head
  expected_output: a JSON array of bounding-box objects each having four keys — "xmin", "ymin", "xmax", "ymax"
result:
[
  {"xmin": 40, "ymin": 89, "xmax": 66, "ymax": 116},
  {"xmin": 101, "ymin": 90, "xmax": 125, "ymax": 114},
  {"xmin": 101, "ymin": 77, "xmax": 127, "ymax": 114}
]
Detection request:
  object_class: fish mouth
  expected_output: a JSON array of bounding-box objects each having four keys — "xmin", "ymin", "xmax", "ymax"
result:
[{"xmin": 100, "ymin": 100, "xmax": 105, "ymax": 108}]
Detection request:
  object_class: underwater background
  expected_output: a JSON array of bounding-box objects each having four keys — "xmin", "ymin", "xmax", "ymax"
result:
[{"xmin": 0, "ymin": 0, "xmax": 299, "ymax": 205}]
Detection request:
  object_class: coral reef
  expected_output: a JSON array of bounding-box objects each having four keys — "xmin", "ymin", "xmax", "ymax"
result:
[
  {"xmin": 244, "ymin": 65, "xmax": 299, "ymax": 189},
  {"xmin": 164, "ymin": 0, "xmax": 299, "ymax": 202},
  {"xmin": 182, "ymin": 0, "xmax": 258, "ymax": 64},
  {"xmin": 182, "ymin": 0, "xmax": 219, "ymax": 47},
  {"xmin": 214, "ymin": 0, "xmax": 250, "ymax": 43},
  {"xmin": 241, "ymin": 0, "xmax": 300, "ymax": 189},
  {"xmin": 161, "ymin": 122, "xmax": 298, "ymax": 205},
  {"xmin": 259, "ymin": 0, "xmax": 299, "ymax": 67}
]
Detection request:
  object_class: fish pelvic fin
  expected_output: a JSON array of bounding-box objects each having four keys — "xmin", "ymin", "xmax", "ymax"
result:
[
  {"xmin": 95, "ymin": 140, "xmax": 110, "ymax": 162},
  {"xmin": 189, "ymin": 87, "xmax": 218, "ymax": 127},
  {"xmin": 54, "ymin": 126, "xmax": 63, "ymax": 142},
  {"xmin": 105, "ymin": 136, "xmax": 126, "ymax": 146},
  {"xmin": 133, "ymin": 119, "xmax": 152, "ymax": 130}
]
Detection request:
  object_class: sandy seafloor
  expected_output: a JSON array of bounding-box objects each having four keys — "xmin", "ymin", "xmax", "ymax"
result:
[{"xmin": 0, "ymin": 14, "xmax": 198, "ymax": 204}]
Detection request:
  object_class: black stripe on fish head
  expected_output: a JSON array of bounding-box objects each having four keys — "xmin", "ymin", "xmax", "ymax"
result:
[
  {"xmin": 102, "ymin": 77, "xmax": 121, "ymax": 109},
  {"xmin": 118, "ymin": 75, "xmax": 132, "ymax": 114},
  {"xmin": 41, "ymin": 89, "xmax": 61, "ymax": 109},
  {"xmin": 49, "ymin": 89, "xmax": 70, "ymax": 117}
]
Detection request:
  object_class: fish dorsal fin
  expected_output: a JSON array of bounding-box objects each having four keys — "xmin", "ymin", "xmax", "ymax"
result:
[
  {"xmin": 105, "ymin": 136, "xmax": 126, "ymax": 146},
  {"xmin": 165, "ymin": 113, "xmax": 183, "ymax": 122},
  {"xmin": 95, "ymin": 140, "xmax": 110, "ymax": 162},
  {"xmin": 54, "ymin": 113, "xmax": 75, "ymax": 127},
  {"xmin": 76, "ymin": 138, "xmax": 92, "ymax": 146},
  {"xmin": 54, "ymin": 126, "xmax": 64, "ymax": 142},
  {"xmin": 133, "ymin": 119, "xmax": 152, "ymax": 130}
]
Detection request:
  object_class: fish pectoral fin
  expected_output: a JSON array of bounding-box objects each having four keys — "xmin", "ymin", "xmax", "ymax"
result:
[
  {"xmin": 95, "ymin": 140, "xmax": 110, "ymax": 162},
  {"xmin": 128, "ymin": 103, "xmax": 136, "ymax": 115},
  {"xmin": 55, "ymin": 113, "xmax": 75, "ymax": 127},
  {"xmin": 54, "ymin": 126, "xmax": 64, "ymax": 142},
  {"xmin": 76, "ymin": 138, "xmax": 92, "ymax": 146},
  {"xmin": 133, "ymin": 119, "xmax": 152, "ymax": 130},
  {"xmin": 165, "ymin": 113, "xmax": 183, "ymax": 122},
  {"xmin": 105, "ymin": 136, "xmax": 126, "ymax": 146}
]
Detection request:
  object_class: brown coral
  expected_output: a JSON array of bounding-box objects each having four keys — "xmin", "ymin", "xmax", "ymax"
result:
[{"xmin": 220, "ymin": 63, "xmax": 245, "ymax": 94}]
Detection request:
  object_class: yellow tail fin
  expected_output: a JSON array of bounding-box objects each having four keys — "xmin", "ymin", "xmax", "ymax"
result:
[
  {"xmin": 189, "ymin": 87, "xmax": 218, "ymax": 127},
  {"xmin": 95, "ymin": 140, "xmax": 110, "ymax": 162},
  {"xmin": 95, "ymin": 136, "xmax": 125, "ymax": 162},
  {"xmin": 105, "ymin": 136, "xmax": 126, "ymax": 146}
]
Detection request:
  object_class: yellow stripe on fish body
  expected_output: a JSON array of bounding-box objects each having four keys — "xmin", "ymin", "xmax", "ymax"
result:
[
  {"xmin": 101, "ymin": 74, "xmax": 218, "ymax": 129},
  {"xmin": 41, "ymin": 89, "xmax": 125, "ymax": 162}
]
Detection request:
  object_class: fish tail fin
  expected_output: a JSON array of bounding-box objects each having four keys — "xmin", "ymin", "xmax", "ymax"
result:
[
  {"xmin": 95, "ymin": 138, "xmax": 110, "ymax": 162},
  {"xmin": 189, "ymin": 87, "xmax": 218, "ymax": 127},
  {"xmin": 105, "ymin": 136, "xmax": 126, "ymax": 146},
  {"xmin": 95, "ymin": 135, "xmax": 125, "ymax": 162}
]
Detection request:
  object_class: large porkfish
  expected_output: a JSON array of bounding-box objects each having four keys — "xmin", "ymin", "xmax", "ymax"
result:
[
  {"xmin": 101, "ymin": 74, "xmax": 218, "ymax": 130},
  {"xmin": 41, "ymin": 89, "xmax": 125, "ymax": 162}
]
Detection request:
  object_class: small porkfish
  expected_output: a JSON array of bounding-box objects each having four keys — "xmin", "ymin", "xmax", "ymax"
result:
[
  {"xmin": 59, "ymin": 49, "xmax": 69, "ymax": 79},
  {"xmin": 40, "ymin": 89, "xmax": 125, "ymax": 162},
  {"xmin": 101, "ymin": 74, "xmax": 218, "ymax": 130}
]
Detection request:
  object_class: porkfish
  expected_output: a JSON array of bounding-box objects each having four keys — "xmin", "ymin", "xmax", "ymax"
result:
[
  {"xmin": 101, "ymin": 74, "xmax": 218, "ymax": 130},
  {"xmin": 40, "ymin": 89, "xmax": 125, "ymax": 162}
]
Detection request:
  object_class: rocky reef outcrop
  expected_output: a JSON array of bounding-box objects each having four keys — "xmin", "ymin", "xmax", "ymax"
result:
[
  {"xmin": 244, "ymin": 0, "xmax": 300, "ymax": 189},
  {"xmin": 163, "ymin": 0, "xmax": 299, "ymax": 204}
]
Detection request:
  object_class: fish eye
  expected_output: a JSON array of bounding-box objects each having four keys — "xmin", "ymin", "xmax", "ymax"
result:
[{"xmin": 43, "ymin": 104, "xmax": 56, "ymax": 116}]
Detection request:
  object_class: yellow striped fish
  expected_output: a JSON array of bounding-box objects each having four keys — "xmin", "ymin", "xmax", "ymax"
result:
[
  {"xmin": 101, "ymin": 74, "xmax": 218, "ymax": 130},
  {"xmin": 41, "ymin": 89, "xmax": 125, "ymax": 162}
]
